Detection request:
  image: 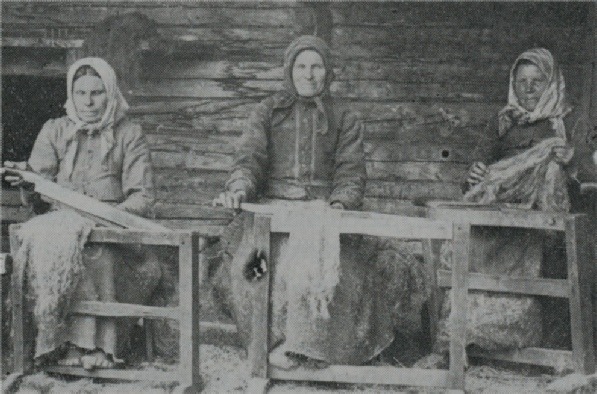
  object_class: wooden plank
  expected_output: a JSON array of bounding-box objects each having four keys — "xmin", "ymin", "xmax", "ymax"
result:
[
  {"xmin": 1, "ymin": 47, "xmax": 66, "ymax": 77},
  {"xmin": 565, "ymin": 215, "xmax": 596, "ymax": 373},
  {"xmin": 135, "ymin": 78, "xmax": 507, "ymax": 102},
  {"xmin": 87, "ymin": 228, "xmax": 182, "ymax": 246},
  {"xmin": 366, "ymin": 162, "xmax": 468, "ymax": 182},
  {"xmin": 2, "ymin": 37, "xmax": 83, "ymax": 48},
  {"xmin": 43, "ymin": 366, "xmax": 179, "ymax": 382},
  {"xmin": 270, "ymin": 365, "xmax": 449, "ymax": 387},
  {"xmin": 178, "ymin": 231, "xmax": 201, "ymax": 389},
  {"xmin": 365, "ymin": 142, "xmax": 482, "ymax": 163},
  {"xmin": 150, "ymin": 150, "xmax": 232, "ymax": 171},
  {"xmin": 2, "ymin": 4, "xmax": 296, "ymax": 28},
  {"xmin": 7, "ymin": 169, "xmax": 169, "ymax": 231},
  {"xmin": 468, "ymin": 348, "xmax": 574, "ymax": 369},
  {"xmin": 428, "ymin": 206, "xmax": 566, "ymax": 231},
  {"xmin": 71, "ymin": 301, "xmax": 179, "ymax": 319},
  {"xmin": 449, "ymin": 223, "xmax": 470, "ymax": 390},
  {"xmin": 365, "ymin": 180, "xmax": 462, "ymax": 201},
  {"xmin": 363, "ymin": 197, "xmax": 430, "ymax": 216},
  {"xmin": 422, "ymin": 239, "xmax": 442, "ymax": 342},
  {"xmin": 249, "ymin": 215, "xmax": 271, "ymax": 379},
  {"xmin": 9, "ymin": 226, "xmax": 26, "ymax": 374},
  {"xmin": 437, "ymin": 270, "xmax": 569, "ymax": 298},
  {"xmin": 154, "ymin": 203, "xmax": 233, "ymax": 221},
  {"xmin": 589, "ymin": 3, "xmax": 597, "ymax": 127},
  {"xmin": 155, "ymin": 220, "xmax": 228, "ymax": 236}
]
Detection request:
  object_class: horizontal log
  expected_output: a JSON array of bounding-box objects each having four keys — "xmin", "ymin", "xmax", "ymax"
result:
[
  {"xmin": 147, "ymin": 132, "xmax": 238, "ymax": 154},
  {"xmin": 363, "ymin": 197, "xmax": 429, "ymax": 216},
  {"xmin": 134, "ymin": 78, "xmax": 506, "ymax": 102},
  {"xmin": 154, "ymin": 202, "xmax": 233, "ymax": 220},
  {"xmin": 366, "ymin": 161, "xmax": 468, "ymax": 182},
  {"xmin": 2, "ymin": 47, "xmax": 66, "ymax": 77},
  {"xmin": 1, "ymin": 37, "xmax": 83, "ymax": 48},
  {"xmin": 156, "ymin": 220, "xmax": 228, "ymax": 235},
  {"xmin": 130, "ymin": 98, "xmax": 256, "ymax": 115},
  {"xmin": 330, "ymin": 2, "xmax": 590, "ymax": 28},
  {"xmin": 270, "ymin": 365, "xmax": 449, "ymax": 388},
  {"xmin": 2, "ymin": 4, "xmax": 296, "ymax": 28},
  {"xmin": 437, "ymin": 270, "xmax": 569, "ymax": 298},
  {"xmin": 428, "ymin": 206, "xmax": 566, "ymax": 231},
  {"xmin": 150, "ymin": 150, "xmax": 233, "ymax": 171},
  {"xmin": 365, "ymin": 180, "xmax": 462, "ymax": 200},
  {"xmin": 43, "ymin": 366, "xmax": 179, "ymax": 382},
  {"xmin": 154, "ymin": 168, "xmax": 228, "ymax": 203},
  {"xmin": 468, "ymin": 348, "xmax": 573, "ymax": 369},
  {"xmin": 71, "ymin": 301, "xmax": 179, "ymax": 319},
  {"xmin": 87, "ymin": 228, "xmax": 181, "ymax": 246},
  {"xmin": 365, "ymin": 142, "xmax": 481, "ymax": 163}
]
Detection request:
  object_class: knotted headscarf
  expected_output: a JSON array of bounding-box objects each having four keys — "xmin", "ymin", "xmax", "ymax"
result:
[
  {"xmin": 274, "ymin": 35, "xmax": 336, "ymax": 135},
  {"xmin": 498, "ymin": 48, "xmax": 571, "ymax": 139},
  {"xmin": 63, "ymin": 57, "xmax": 129, "ymax": 180}
]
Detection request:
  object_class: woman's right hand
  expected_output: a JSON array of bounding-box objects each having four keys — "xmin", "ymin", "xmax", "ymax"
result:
[
  {"xmin": 467, "ymin": 162, "xmax": 489, "ymax": 186},
  {"xmin": 1, "ymin": 161, "xmax": 31, "ymax": 187},
  {"xmin": 212, "ymin": 190, "xmax": 247, "ymax": 209}
]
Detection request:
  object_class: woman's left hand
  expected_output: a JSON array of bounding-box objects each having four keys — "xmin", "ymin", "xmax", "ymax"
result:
[{"xmin": 552, "ymin": 145, "xmax": 575, "ymax": 165}]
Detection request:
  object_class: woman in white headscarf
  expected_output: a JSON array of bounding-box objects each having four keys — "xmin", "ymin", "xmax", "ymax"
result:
[
  {"xmin": 3, "ymin": 58, "xmax": 161, "ymax": 369},
  {"xmin": 432, "ymin": 48, "xmax": 596, "ymax": 355}
]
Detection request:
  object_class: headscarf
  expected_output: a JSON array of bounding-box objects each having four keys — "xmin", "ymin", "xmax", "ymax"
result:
[
  {"xmin": 498, "ymin": 48, "xmax": 572, "ymax": 139},
  {"xmin": 63, "ymin": 57, "xmax": 129, "ymax": 180},
  {"xmin": 274, "ymin": 35, "xmax": 336, "ymax": 135}
]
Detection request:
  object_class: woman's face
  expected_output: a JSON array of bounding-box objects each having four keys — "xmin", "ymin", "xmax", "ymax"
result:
[
  {"xmin": 514, "ymin": 63, "xmax": 548, "ymax": 112},
  {"xmin": 292, "ymin": 50, "xmax": 326, "ymax": 97},
  {"xmin": 73, "ymin": 75, "xmax": 108, "ymax": 123}
]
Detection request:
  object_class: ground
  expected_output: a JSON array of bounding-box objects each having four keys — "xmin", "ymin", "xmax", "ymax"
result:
[{"xmin": 3, "ymin": 344, "xmax": 592, "ymax": 393}]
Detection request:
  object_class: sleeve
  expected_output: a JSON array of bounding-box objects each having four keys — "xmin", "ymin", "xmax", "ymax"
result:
[
  {"xmin": 461, "ymin": 115, "xmax": 502, "ymax": 193},
  {"xmin": 568, "ymin": 115, "xmax": 597, "ymax": 183},
  {"xmin": 225, "ymin": 99, "xmax": 272, "ymax": 201},
  {"xmin": 329, "ymin": 111, "xmax": 366, "ymax": 210},
  {"xmin": 116, "ymin": 123, "xmax": 156, "ymax": 217},
  {"xmin": 28, "ymin": 119, "xmax": 60, "ymax": 181}
]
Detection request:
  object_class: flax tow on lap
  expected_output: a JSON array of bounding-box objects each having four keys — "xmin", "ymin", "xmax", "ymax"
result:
[{"xmin": 15, "ymin": 210, "xmax": 95, "ymax": 358}]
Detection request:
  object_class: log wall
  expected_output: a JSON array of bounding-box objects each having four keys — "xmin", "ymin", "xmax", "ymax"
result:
[{"xmin": 2, "ymin": 2, "xmax": 595, "ymax": 228}]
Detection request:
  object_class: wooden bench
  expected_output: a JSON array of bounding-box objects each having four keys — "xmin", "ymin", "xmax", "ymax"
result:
[
  {"xmin": 8, "ymin": 225, "xmax": 203, "ymax": 392},
  {"xmin": 426, "ymin": 206, "xmax": 595, "ymax": 374},
  {"xmin": 243, "ymin": 206, "xmax": 472, "ymax": 393}
]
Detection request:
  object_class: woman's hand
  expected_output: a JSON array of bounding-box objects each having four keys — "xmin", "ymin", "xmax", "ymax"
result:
[
  {"xmin": 467, "ymin": 162, "xmax": 489, "ymax": 186},
  {"xmin": 212, "ymin": 190, "xmax": 247, "ymax": 209},
  {"xmin": 552, "ymin": 145, "xmax": 575, "ymax": 165},
  {"xmin": 1, "ymin": 161, "xmax": 31, "ymax": 188}
]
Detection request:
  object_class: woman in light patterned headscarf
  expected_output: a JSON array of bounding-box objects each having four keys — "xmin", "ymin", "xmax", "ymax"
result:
[{"xmin": 432, "ymin": 48, "xmax": 597, "ymax": 356}]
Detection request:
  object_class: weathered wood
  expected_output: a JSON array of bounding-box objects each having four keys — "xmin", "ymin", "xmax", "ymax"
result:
[
  {"xmin": 155, "ymin": 220, "xmax": 227, "ymax": 236},
  {"xmin": 270, "ymin": 365, "xmax": 449, "ymax": 387},
  {"xmin": 363, "ymin": 197, "xmax": 429, "ymax": 216},
  {"xmin": 9, "ymin": 226, "xmax": 26, "ymax": 374},
  {"xmin": 366, "ymin": 162, "xmax": 468, "ymax": 182},
  {"xmin": 87, "ymin": 228, "xmax": 183, "ymax": 245},
  {"xmin": 43, "ymin": 366, "xmax": 180, "ymax": 382},
  {"xmin": 2, "ymin": 37, "xmax": 83, "ymax": 48},
  {"xmin": 147, "ymin": 133, "xmax": 237, "ymax": 154},
  {"xmin": 365, "ymin": 180, "xmax": 461, "ymax": 201},
  {"xmin": 565, "ymin": 215, "xmax": 596, "ymax": 373},
  {"xmin": 178, "ymin": 232, "xmax": 201, "ymax": 389},
  {"xmin": 150, "ymin": 150, "xmax": 233, "ymax": 171},
  {"xmin": 449, "ymin": 223, "xmax": 470, "ymax": 390},
  {"xmin": 422, "ymin": 239, "xmax": 442, "ymax": 342},
  {"xmin": 1, "ymin": 206, "xmax": 34, "ymax": 223},
  {"xmin": 1, "ymin": 189, "xmax": 26, "ymax": 206},
  {"xmin": 71, "ymin": 301, "xmax": 179, "ymax": 319},
  {"xmin": 428, "ymin": 206, "xmax": 566, "ymax": 231},
  {"xmin": 154, "ymin": 203, "xmax": 233, "ymax": 221},
  {"xmin": 437, "ymin": 270, "xmax": 569, "ymax": 298},
  {"xmin": 135, "ymin": 78, "xmax": 508, "ymax": 102},
  {"xmin": 249, "ymin": 215, "xmax": 271, "ymax": 379},
  {"xmin": 468, "ymin": 348, "xmax": 573, "ymax": 369},
  {"xmin": 2, "ymin": 47, "xmax": 66, "ymax": 76},
  {"xmin": 198, "ymin": 321, "xmax": 240, "ymax": 347},
  {"xmin": 589, "ymin": 4, "xmax": 597, "ymax": 127},
  {"xmin": 365, "ymin": 142, "xmax": 481, "ymax": 163}
]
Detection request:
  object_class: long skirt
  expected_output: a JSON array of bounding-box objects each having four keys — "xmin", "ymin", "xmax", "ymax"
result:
[{"xmin": 211, "ymin": 204, "xmax": 394, "ymax": 364}]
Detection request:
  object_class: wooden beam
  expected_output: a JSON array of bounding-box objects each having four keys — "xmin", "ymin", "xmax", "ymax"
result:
[
  {"xmin": 71, "ymin": 301, "xmax": 179, "ymax": 319},
  {"xmin": 87, "ymin": 228, "xmax": 183, "ymax": 245},
  {"xmin": 2, "ymin": 37, "xmax": 83, "ymax": 48},
  {"xmin": 43, "ymin": 366, "xmax": 179, "ymax": 382},
  {"xmin": 428, "ymin": 206, "xmax": 566, "ymax": 231},
  {"xmin": 565, "ymin": 215, "xmax": 596, "ymax": 373},
  {"xmin": 270, "ymin": 365, "xmax": 449, "ymax": 387},
  {"xmin": 437, "ymin": 270, "xmax": 569, "ymax": 298},
  {"xmin": 468, "ymin": 347, "xmax": 573, "ymax": 369}
]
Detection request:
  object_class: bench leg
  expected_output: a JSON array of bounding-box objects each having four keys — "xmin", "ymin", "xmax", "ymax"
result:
[
  {"xmin": 566, "ymin": 215, "xmax": 596, "ymax": 374},
  {"xmin": 248, "ymin": 215, "xmax": 272, "ymax": 392}
]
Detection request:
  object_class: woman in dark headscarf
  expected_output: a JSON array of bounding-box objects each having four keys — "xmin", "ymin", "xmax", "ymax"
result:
[
  {"xmin": 213, "ymin": 35, "xmax": 393, "ymax": 367},
  {"xmin": 432, "ymin": 48, "xmax": 597, "ymax": 355},
  {"xmin": 3, "ymin": 57, "xmax": 161, "ymax": 370}
]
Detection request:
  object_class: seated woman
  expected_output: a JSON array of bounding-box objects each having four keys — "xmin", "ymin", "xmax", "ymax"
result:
[
  {"xmin": 212, "ymin": 35, "xmax": 394, "ymax": 368},
  {"xmin": 2, "ymin": 57, "xmax": 161, "ymax": 370},
  {"xmin": 432, "ymin": 48, "xmax": 597, "ymax": 356}
]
